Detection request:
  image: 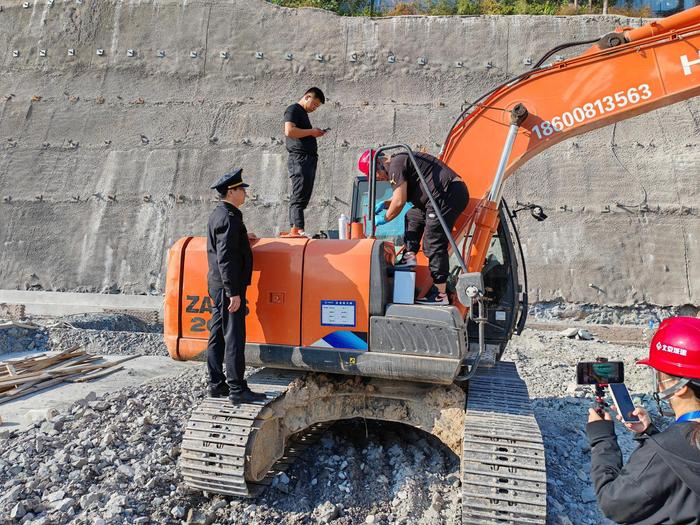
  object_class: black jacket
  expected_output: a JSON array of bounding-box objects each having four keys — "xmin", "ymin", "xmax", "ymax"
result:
[
  {"xmin": 387, "ymin": 152, "xmax": 463, "ymax": 210},
  {"xmin": 587, "ymin": 419, "xmax": 700, "ymax": 524},
  {"xmin": 206, "ymin": 202, "xmax": 253, "ymax": 298}
]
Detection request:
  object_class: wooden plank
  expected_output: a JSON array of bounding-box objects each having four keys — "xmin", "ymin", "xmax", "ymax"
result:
[
  {"xmin": 0, "ymin": 351, "xmax": 138, "ymax": 401},
  {"xmin": 56, "ymin": 355, "xmax": 139, "ymax": 376},
  {"xmin": 0, "ymin": 354, "xmax": 48, "ymax": 373},
  {"xmin": 68, "ymin": 366, "xmax": 124, "ymax": 383},
  {"xmin": 0, "ymin": 354, "xmax": 130, "ymax": 390},
  {"xmin": 0, "ymin": 348, "xmax": 83, "ymax": 374},
  {"xmin": 0, "ymin": 367, "xmax": 84, "ymax": 389},
  {"xmin": 44, "ymin": 354, "xmax": 96, "ymax": 371},
  {"xmin": 22, "ymin": 347, "xmax": 84, "ymax": 373},
  {"xmin": 0, "ymin": 374, "xmax": 83, "ymax": 404},
  {"xmin": 0, "ymin": 354, "xmax": 134, "ymax": 386},
  {"xmin": 0, "ymin": 378, "xmax": 44, "ymax": 398},
  {"xmin": 8, "ymin": 349, "xmax": 84, "ymax": 376}
]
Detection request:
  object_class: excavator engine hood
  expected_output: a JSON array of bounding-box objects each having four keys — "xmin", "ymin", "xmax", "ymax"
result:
[{"xmin": 164, "ymin": 236, "xmax": 469, "ymax": 384}]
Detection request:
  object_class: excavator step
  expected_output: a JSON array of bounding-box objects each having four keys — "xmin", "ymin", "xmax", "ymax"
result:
[{"xmin": 462, "ymin": 361, "xmax": 547, "ymax": 525}]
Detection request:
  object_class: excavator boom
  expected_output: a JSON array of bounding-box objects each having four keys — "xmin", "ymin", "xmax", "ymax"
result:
[{"xmin": 441, "ymin": 6, "xmax": 700, "ymax": 274}]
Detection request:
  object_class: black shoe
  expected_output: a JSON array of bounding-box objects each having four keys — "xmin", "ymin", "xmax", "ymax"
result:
[
  {"xmin": 208, "ymin": 383, "xmax": 230, "ymax": 398},
  {"xmin": 394, "ymin": 251, "xmax": 417, "ymax": 269},
  {"xmin": 416, "ymin": 286, "xmax": 449, "ymax": 306},
  {"xmin": 229, "ymin": 389, "xmax": 267, "ymax": 405}
]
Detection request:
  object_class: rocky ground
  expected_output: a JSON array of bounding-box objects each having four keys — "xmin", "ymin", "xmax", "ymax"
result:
[
  {"xmin": 0, "ymin": 325, "xmax": 51, "ymax": 356},
  {"xmin": 529, "ymin": 299, "xmax": 698, "ymax": 326},
  {"xmin": 0, "ymin": 317, "xmax": 670, "ymax": 525},
  {"xmin": 0, "ymin": 314, "xmax": 167, "ymax": 358},
  {"xmin": 509, "ymin": 329, "xmax": 663, "ymax": 525}
]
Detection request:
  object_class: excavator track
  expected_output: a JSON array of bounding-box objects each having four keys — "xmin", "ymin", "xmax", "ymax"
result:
[
  {"xmin": 462, "ymin": 361, "xmax": 547, "ymax": 525},
  {"xmin": 180, "ymin": 369, "xmax": 324, "ymax": 497},
  {"xmin": 180, "ymin": 363, "xmax": 548, "ymax": 522}
]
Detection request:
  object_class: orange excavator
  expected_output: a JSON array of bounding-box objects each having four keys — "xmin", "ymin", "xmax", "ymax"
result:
[{"xmin": 165, "ymin": 7, "xmax": 700, "ymax": 524}]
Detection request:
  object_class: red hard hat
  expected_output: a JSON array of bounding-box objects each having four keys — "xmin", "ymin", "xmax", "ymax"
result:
[
  {"xmin": 357, "ymin": 148, "xmax": 376, "ymax": 176},
  {"xmin": 637, "ymin": 316, "xmax": 700, "ymax": 379}
]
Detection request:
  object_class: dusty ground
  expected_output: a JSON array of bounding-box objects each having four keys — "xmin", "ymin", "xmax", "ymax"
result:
[{"xmin": 0, "ymin": 315, "xmax": 668, "ymax": 525}]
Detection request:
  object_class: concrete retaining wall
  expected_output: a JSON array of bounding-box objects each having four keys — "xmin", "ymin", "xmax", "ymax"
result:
[{"xmin": 0, "ymin": 0, "xmax": 697, "ymax": 305}]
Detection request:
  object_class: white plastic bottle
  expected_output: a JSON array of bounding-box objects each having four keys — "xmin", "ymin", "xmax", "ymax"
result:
[{"xmin": 338, "ymin": 213, "xmax": 350, "ymax": 240}]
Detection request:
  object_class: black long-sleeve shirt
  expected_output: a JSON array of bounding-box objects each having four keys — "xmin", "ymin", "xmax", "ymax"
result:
[
  {"xmin": 206, "ymin": 202, "xmax": 253, "ymax": 298},
  {"xmin": 387, "ymin": 152, "xmax": 462, "ymax": 210},
  {"xmin": 587, "ymin": 419, "xmax": 700, "ymax": 524}
]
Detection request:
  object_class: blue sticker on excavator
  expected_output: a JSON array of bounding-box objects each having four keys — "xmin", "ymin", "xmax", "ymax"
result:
[{"xmin": 312, "ymin": 331, "xmax": 368, "ymax": 350}]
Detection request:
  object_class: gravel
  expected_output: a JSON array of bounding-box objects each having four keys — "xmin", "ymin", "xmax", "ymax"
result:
[
  {"xmin": 0, "ymin": 326, "xmax": 669, "ymax": 524},
  {"xmin": 528, "ymin": 300, "xmax": 700, "ymax": 328},
  {"xmin": 0, "ymin": 368, "xmax": 205, "ymax": 525},
  {"xmin": 51, "ymin": 314, "xmax": 161, "ymax": 334},
  {"xmin": 0, "ymin": 314, "xmax": 167, "ymax": 357},
  {"xmin": 47, "ymin": 327, "xmax": 167, "ymax": 357},
  {"xmin": 0, "ymin": 325, "xmax": 50, "ymax": 356},
  {"xmin": 529, "ymin": 299, "xmax": 697, "ymax": 326}
]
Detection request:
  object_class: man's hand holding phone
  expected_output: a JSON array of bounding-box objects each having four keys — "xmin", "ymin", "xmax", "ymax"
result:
[
  {"xmin": 310, "ymin": 128, "xmax": 326, "ymax": 137},
  {"xmin": 612, "ymin": 405, "xmax": 652, "ymax": 434}
]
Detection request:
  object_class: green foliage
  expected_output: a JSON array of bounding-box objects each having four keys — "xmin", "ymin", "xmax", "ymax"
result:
[
  {"xmin": 456, "ymin": 0, "xmax": 480, "ymax": 14},
  {"xmin": 268, "ymin": 0, "xmax": 341, "ymax": 13},
  {"xmin": 429, "ymin": 0, "xmax": 458, "ymax": 15},
  {"xmin": 383, "ymin": 1, "xmax": 421, "ymax": 15},
  {"xmin": 267, "ymin": 0, "xmax": 643, "ymax": 17}
]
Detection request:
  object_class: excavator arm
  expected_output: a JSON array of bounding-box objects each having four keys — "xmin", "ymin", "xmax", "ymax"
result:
[{"xmin": 441, "ymin": 6, "xmax": 700, "ymax": 276}]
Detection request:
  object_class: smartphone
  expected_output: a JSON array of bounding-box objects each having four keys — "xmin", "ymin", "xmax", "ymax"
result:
[
  {"xmin": 609, "ymin": 383, "xmax": 640, "ymax": 423},
  {"xmin": 576, "ymin": 361, "xmax": 624, "ymax": 385},
  {"xmin": 322, "ymin": 127, "xmax": 331, "ymax": 132}
]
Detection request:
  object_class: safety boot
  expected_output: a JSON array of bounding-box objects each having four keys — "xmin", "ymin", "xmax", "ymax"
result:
[
  {"xmin": 208, "ymin": 383, "xmax": 230, "ymax": 398},
  {"xmin": 229, "ymin": 389, "xmax": 267, "ymax": 405}
]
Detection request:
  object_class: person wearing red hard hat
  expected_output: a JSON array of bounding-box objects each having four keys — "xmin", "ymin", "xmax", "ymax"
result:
[
  {"xmin": 586, "ymin": 316, "xmax": 700, "ymax": 524},
  {"xmin": 357, "ymin": 148, "xmax": 469, "ymax": 305}
]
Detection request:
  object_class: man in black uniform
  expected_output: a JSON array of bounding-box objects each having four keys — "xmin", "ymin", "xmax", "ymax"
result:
[
  {"xmin": 283, "ymin": 87, "xmax": 326, "ymax": 237},
  {"xmin": 586, "ymin": 316, "xmax": 700, "ymax": 524},
  {"xmin": 206, "ymin": 168, "xmax": 266, "ymax": 404},
  {"xmin": 360, "ymin": 149, "xmax": 469, "ymax": 305}
]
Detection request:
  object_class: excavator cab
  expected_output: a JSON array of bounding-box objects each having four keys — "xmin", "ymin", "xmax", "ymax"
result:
[
  {"xmin": 350, "ymin": 175, "xmax": 527, "ymax": 361},
  {"xmin": 350, "ymin": 176, "xmax": 411, "ymax": 244}
]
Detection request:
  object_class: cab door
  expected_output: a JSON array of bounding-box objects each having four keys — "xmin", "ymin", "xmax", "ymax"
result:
[{"xmin": 464, "ymin": 205, "xmax": 527, "ymax": 358}]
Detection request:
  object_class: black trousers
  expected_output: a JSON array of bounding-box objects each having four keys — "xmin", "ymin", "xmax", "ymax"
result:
[
  {"xmin": 404, "ymin": 180, "xmax": 469, "ymax": 285},
  {"xmin": 206, "ymin": 288, "xmax": 247, "ymax": 394},
  {"xmin": 288, "ymin": 152, "xmax": 317, "ymax": 229}
]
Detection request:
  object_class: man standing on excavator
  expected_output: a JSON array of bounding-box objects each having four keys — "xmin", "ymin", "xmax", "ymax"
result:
[
  {"xmin": 206, "ymin": 168, "xmax": 267, "ymax": 405},
  {"xmin": 283, "ymin": 87, "xmax": 326, "ymax": 237},
  {"xmin": 358, "ymin": 149, "xmax": 469, "ymax": 305}
]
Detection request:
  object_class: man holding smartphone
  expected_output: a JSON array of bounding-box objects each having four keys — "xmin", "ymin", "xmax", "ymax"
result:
[
  {"xmin": 586, "ymin": 316, "xmax": 700, "ymax": 524},
  {"xmin": 283, "ymin": 87, "xmax": 326, "ymax": 237}
]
